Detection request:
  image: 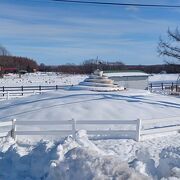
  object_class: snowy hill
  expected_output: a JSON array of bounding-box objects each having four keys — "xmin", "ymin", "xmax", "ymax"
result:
[{"xmin": 0, "ymin": 89, "xmax": 179, "ymax": 123}]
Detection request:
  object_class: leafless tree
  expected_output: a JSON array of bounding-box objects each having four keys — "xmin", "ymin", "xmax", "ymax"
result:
[
  {"xmin": 0, "ymin": 45, "xmax": 10, "ymax": 56},
  {"xmin": 158, "ymin": 27, "xmax": 180, "ymax": 62}
]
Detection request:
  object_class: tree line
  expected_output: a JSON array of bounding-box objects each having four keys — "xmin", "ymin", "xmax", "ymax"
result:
[
  {"xmin": 0, "ymin": 55, "xmax": 38, "ymax": 73},
  {"xmin": 0, "ymin": 55, "xmax": 179, "ymax": 74},
  {"xmin": 38, "ymin": 60, "xmax": 180, "ymax": 74}
]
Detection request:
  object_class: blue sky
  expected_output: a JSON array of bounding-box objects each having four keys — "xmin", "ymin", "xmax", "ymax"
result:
[{"xmin": 0, "ymin": 0, "xmax": 180, "ymax": 65}]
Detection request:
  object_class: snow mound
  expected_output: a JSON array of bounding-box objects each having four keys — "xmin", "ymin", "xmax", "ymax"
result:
[
  {"xmin": 157, "ymin": 146, "xmax": 180, "ymax": 179},
  {"xmin": 1, "ymin": 130, "xmax": 180, "ymax": 180},
  {"xmin": 0, "ymin": 130, "xmax": 146, "ymax": 180},
  {"xmin": 47, "ymin": 147, "xmax": 146, "ymax": 180},
  {"xmin": 129, "ymin": 146, "xmax": 180, "ymax": 179}
]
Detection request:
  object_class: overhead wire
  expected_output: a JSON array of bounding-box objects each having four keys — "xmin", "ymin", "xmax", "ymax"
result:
[{"xmin": 51, "ymin": 0, "xmax": 180, "ymax": 8}]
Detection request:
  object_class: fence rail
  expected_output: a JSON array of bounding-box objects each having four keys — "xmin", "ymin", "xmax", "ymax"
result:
[
  {"xmin": 149, "ymin": 82, "xmax": 180, "ymax": 93},
  {"xmin": 0, "ymin": 119, "xmax": 141, "ymax": 141},
  {"xmin": 0, "ymin": 117, "xmax": 179, "ymax": 141},
  {"xmin": 0, "ymin": 85, "xmax": 69, "ymax": 99}
]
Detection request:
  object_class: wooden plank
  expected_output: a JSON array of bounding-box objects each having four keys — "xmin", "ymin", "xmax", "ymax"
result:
[
  {"xmin": 141, "ymin": 125, "xmax": 180, "ymax": 135},
  {"xmin": 143, "ymin": 117, "xmax": 180, "ymax": 125},
  {"xmin": 87, "ymin": 130, "xmax": 136, "ymax": 135},
  {"xmin": 77, "ymin": 120, "xmax": 137, "ymax": 125},
  {"xmin": 0, "ymin": 121, "xmax": 12, "ymax": 127},
  {"xmin": 17, "ymin": 120, "xmax": 137, "ymax": 126},
  {"xmin": 15, "ymin": 129, "xmax": 136, "ymax": 137},
  {"xmin": 16, "ymin": 120, "xmax": 72, "ymax": 125},
  {"xmin": 16, "ymin": 130, "xmax": 72, "ymax": 136}
]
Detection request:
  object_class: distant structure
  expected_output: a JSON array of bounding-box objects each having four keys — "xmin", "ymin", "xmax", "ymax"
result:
[
  {"xmin": 104, "ymin": 71, "xmax": 149, "ymax": 90},
  {"xmin": 0, "ymin": 67, "xmax": 17, "ymax": 78},
  {"xmin": 0, "ymin": 67, "xmax": 17, "ymax": 73},
  {"xmin": 71, "ymin": 69, "xmax": 124, "ymax": 92}
]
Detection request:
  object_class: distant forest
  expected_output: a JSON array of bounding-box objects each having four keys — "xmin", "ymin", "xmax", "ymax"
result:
[
  {"xmin": 0, "ymin": 55, "xmax": 38, "ymax": 72},
  {"xmin": 0, "ymin": 55, "xmax": 179, "ymax": 74},
  {"xmin": 39, "ymin": 60, "xmax": 180, "ymax": 74}
]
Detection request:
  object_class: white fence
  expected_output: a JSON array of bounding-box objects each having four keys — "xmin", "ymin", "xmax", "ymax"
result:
[
  {"xmin": 0, "ymin": 117, "xmax": 179, "ymax": 142},
  {"xmin": 141, "ymin": 116, "xmax": 180, "ymax": 136},
  {"xmin": 0, "ymin": 91, "xmax": 42, "ymax": 100},
  {"xmin": 0, "ymin": 119, "xmax": 141, "ymax": 141}
]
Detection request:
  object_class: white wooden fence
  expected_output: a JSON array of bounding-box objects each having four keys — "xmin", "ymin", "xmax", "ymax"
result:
[
  {"xmin": 0, "ymin": 117, "xmax": 179, "ymax": 142},
  {"xmin": 0, "ymin": 119, "xmax": 141, "ymax": 141},
  {"xmin": 0, "ymin": 91, "xmax": 41, "ymax": 100},
  {"xmin": 141, "ymin": 116, "xmax": 180, "ymax": 136}
]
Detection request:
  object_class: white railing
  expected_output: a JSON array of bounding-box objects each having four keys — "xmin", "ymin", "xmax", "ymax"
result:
[
  {"xmin": 0, "ymin": 119, "xmax": 141, "ymax": 141},
  {"xmin": 0, "ymin": 117, "xmax": 179, "ymax": 142},
  {"xmin": 0, "ymin": 91, "xmax": 42, "ymax": 100},
  {"xmin": 141, "ymin": 116, "xmax": 180, "ymax": 136}
]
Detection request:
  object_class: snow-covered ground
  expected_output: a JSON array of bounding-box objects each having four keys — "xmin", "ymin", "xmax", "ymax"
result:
[
  {"xmin": 0, "ymin": 131, "xmax": 180, "ymax": 179},
  {"xmin": 149, "ymin": 73, "xmax": 180, "ymax": 84},
  {"xmin": 0, "ymin": 72, "xmax": 180, "ymax": 180},
  {"xmin": 0, "ymin": 89, "xmax": 180, "ymax": 124},
  {"xmin": 0, "ymin": 72, "xmax": 86, "ymax": 86}
]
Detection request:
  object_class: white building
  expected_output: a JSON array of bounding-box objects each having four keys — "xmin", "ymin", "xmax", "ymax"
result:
[{"xmin": 104, "ymin": 71, "xmax": 149, "ymax": 90}]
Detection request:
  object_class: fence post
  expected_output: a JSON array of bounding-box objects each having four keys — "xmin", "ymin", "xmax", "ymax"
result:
[
  {"xmin": 72, "ymin": 118, "xmax": 76, "ymax": 139},
  {"xmin": 2, "ymin": 86, "xmax": 4, "ymax": 96},
  {"xmin": 11, "ymin": 119, "xmax": 16, "ymax": 141},
  {"xmin": 21, "ymin": 86, "xmax": 23, "ymax": 96},
  {"xmin": 56, "ymin": 85, "xmax": 58, "ymax": 90},
  {"xmin": 171, "ymin": 82, "xmax": 174, "ymax": 91},
  {"xmin": 150, "ymin": 83, "xmax": 152, "ymax": 92},
  {"xmin": 6, "ymin": 91, "xmax": 9, "ymax": 100},
  {"xmin": 161, "ymin": 83, "xmax": 164, "ymax": 90},
  {"xmin": 176, "ymin": 85, "xmax": 178, "ymax": 92},
  {"xmin": 39, "ymin": 86, "xmax": 41, "ymax": 94},
  {"xmin": 136, "ymin": 118, "xmax": 141, "ymax": 142}
]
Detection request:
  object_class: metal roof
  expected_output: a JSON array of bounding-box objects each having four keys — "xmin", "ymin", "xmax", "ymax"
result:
[{"xmin": 104, "ymin": 72, "xmax": 149, "ymax": 77}]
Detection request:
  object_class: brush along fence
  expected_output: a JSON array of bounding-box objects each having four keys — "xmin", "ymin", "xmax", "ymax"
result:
[
  {"xmin": 0, "ymin": 117, "xmax": 179, "ymax": 141},
  {"xmin": 0, "ymin": 119, "xmax": 141, "ymax": 141}
]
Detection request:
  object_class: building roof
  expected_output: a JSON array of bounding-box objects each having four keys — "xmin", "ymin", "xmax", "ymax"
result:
[{"xmin": 104, "ymin": 72, "xmax": 149, "ymax": 77}]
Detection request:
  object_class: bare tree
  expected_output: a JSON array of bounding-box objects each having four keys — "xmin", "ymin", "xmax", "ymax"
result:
[
  {"xmin": 158, "ymin": 27, "xmax": 180, "ymax": 61},
  {"xmin": 0, "ymin": 45, "xmax": 10, "ymax": 56}
]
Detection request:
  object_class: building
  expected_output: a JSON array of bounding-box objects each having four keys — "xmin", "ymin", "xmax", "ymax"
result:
[{"xmin": 104, "ymin": 71, "xmax": 149, "ymax": 90}]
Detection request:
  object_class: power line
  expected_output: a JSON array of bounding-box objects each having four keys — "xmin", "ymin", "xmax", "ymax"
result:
[{"xmin": 52, "ymin": 0, "xmax": 180, "ymax": 8}]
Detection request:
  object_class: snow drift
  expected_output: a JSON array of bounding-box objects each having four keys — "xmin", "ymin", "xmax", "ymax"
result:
[
  {"xmin": 0, "ymin": 130, "xmax": 146, "ymax": 180},
  {"xmin": 0, "ymin": 130, "xmax": 180, "ymax": 180}
]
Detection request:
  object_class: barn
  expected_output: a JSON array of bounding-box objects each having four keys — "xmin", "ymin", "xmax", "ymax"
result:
[{"xmin": 104, "ymin": 71, "xmax": 150, "ymax": 90}]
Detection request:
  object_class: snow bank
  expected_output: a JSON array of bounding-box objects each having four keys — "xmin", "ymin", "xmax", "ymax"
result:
[
  {"xmin": 0, "ymin": 130, "xmax": 146, "ymax": 180},
  {"xmin": 130, "ymin": 146, "xmax": 180, "ymax": 179},
  {"xmin": 157, "ymin": 146, "xmax": 180, "ymax": 179},
  {"xmin": 0, "ymin": 131, "xmax": 180, "ymax": 179}
]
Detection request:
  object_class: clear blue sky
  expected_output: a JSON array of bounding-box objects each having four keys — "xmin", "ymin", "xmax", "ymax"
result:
[{"xmin": 0, "ymin": 0, "xmax": 180, "ymax": 65}]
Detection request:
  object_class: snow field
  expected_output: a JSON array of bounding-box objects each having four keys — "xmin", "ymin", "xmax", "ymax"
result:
[
  {"xmin": 0, "ymin": 72, "xmax": 180, "ymax": 179},
  {"xmin": 0, "ymin": 72, "xmax": 87, "ymax": 86},
  {"xmin": 149, "ymin": 74, "xmax": 179, "ymax": 84}
]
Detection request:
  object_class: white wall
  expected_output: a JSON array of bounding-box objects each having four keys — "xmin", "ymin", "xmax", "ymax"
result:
[{"xmin": 110, "ymin": 76, "xmax": 149, "ymax": 90}]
